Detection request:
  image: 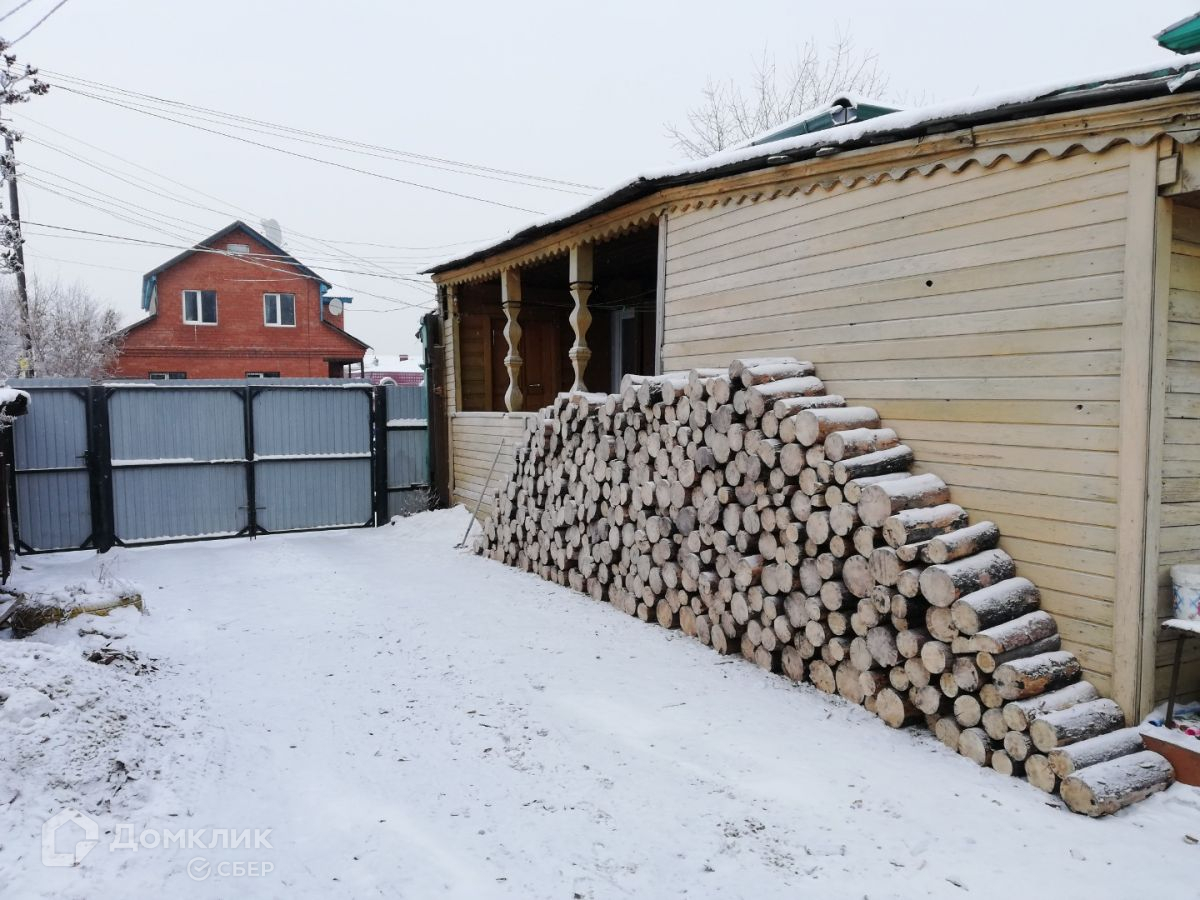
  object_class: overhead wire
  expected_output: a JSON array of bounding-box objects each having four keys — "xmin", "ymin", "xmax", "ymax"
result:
[
  {"xmin": 12, "ymin": 115, "xmax": 458, "ymax": 280},
  {"xmin": 20, "ymin": 221, "xmax": 437, "ymax": 310},
  {"xmin": 0, "ymin": 0, "xmax": 37, "ymax": 24},
  {"xmin": 8, "ymin": 0, "xmax": 67, "ymax": 44},
  {"xmin": 47, "ymin": 83, "xmax": 548, "ymax": 214},
  {"xmin": 41, "ymin": 68, "xmax": 599, "ymax": 192},
  {"xmin": 22, "ymin": 162, "xmax": 431, "ymax": 273},
  {"xmin": 21, "ymin": 181, "xmax": 434, "ymax": 288},
  {"xmin": 12, "ymin": 112, "xmax": 492, "ymax": 259}
]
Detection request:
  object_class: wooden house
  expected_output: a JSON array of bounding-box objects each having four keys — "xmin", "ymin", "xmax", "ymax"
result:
[{"xmin": 424, "ymin": 56, "xmax": 1200, "ymax": 720}]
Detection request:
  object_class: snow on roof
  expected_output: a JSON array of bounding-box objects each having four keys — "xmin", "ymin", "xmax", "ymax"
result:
[
  {"xmin": 426, "ymin": 51, "xmax": 1200, "ymax": 276},
  {"xmin": 364, "ymin": 353, "xmax": 413, "ymax": 372}
]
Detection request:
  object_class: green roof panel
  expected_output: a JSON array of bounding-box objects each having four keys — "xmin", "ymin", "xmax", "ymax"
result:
[{"xmin": 1157, "ymin": 13, "xmax": 1200, "ymax": 54}]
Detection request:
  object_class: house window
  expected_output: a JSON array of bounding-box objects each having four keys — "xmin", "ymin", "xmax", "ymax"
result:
[
  {"xmin": 183, "ymin": 290, "xmax": 217, "ymax": 325},
  {"xmin": 264, "ymin": 293, "xmax": 296, "ymax": 327},
  {"xmin": 149, "ymin": 371, "xmax": 187, "ymax": 380},
  {"xmin": 245, "ymin": 371, "xmax": 281, "ymax": 379}
]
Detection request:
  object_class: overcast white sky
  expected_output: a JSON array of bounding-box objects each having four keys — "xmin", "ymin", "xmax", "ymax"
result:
[{"xmin": 4, "ymin": 0, "xmax": 1197, "ymax": 368}]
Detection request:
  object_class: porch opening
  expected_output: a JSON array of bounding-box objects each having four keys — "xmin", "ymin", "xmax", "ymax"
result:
[{"xmin": 454, "ymin": 222, "xmax": 660, "ymax": 412}]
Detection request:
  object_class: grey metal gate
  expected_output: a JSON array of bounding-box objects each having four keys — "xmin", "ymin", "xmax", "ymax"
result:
[
  {"xmin": 109, "ymin": 384, "xmax": 248, "ymax": 543},
  {"xmin": 6, "ymin": 378, "xmax": 430, "ymax": 553},
  {"xmin": 250, "ymin": 386, "xmax": 374, "ymax": 532},
  {"xmin": 381, "ymin": 383, "xmax": 430, "ymax": 518}
]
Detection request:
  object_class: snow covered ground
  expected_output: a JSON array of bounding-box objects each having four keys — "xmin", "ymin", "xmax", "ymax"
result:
[{"xmin": 1, "ymin": 507, "xmax": 1198, "ymax": 899}]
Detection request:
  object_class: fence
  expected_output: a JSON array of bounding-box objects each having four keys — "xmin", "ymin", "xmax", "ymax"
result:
[{"xmin": 5, "ymin": 378, "xmax": 429, "ymax": 553}]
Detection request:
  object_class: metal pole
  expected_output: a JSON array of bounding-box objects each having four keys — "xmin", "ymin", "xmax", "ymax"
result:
[
  {"xmin": 456, "ymin": 439, "xmax": 504, "ymax": 549},
  {"xmin": 1166, "ymin": 632, "xmax": 1185, "ymax": 727}
]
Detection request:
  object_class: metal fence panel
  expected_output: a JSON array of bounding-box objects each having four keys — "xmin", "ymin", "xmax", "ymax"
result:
[
  {"xmin": 388, "ymin": 487, "xmax": 429, "ymax": 518},
  {"xmin": 255, "ymin": 458, "xmax": 372, "ymax": 531},
  {"xmin": 252, "ymin": 388, "xmax": 371, "ymax": 457},
  {"xmin": 384, "ymin": 383, "xmax": 427, "ymax": 421},
  {"xmin": 12, "ymin": 386, "xmax": 88, "ymax": 471},
  {"xmin": 109, "ymin": 388, "xmax": 244, "ymax": 463},
  {"xmin": 387, "ymin": 428, "xmax": 429, "ymax": 489},
  {"xmin": 251, "ymin": 386, "xmax": 373, "ymax": 532},
  {"xmin": 14, "ymin": 470, "xmax": 92, "ymax": 550},
  {"xmin": 10, "ymin": 386, "xmax": 92, "ymax": 551},
  {"xmin": 8, "ymin": 379, "xmax": 428, "ymax": 551},
  {"xmin": 113, "ymin": 464, "xmax": 248, "ymax": 541},
  {"xmin": 383, "ymin": 384, "xmax": 428, "ymax": 518},
  {"xmin": 106, "ymin": 387, "xmax": 251, "ymax": 543}
]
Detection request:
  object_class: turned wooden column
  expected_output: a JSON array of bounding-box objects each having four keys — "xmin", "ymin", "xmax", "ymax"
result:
[
  {"xmin": 500, "ymin": 268, "xmax": 523, "ymax": 412},
  {"xmin": 568, "ymin": 242, "xmax": 594, "ymax": 392}
]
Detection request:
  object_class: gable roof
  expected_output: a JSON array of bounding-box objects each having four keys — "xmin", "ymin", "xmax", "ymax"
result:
[
  {"xmin": 142, "ymin": 220, "xmax": 329, "ymax": 308},
  {"xmin": 323, "ymin": 317, "xmax": 371, "ymax": 351},
  {"xmin": 425, "ymin": 51, "xmax": 1200, "ymax": 277},
  {"xmin": 128, "ymin": 220, "xmax": 372, "ymax": 352}
]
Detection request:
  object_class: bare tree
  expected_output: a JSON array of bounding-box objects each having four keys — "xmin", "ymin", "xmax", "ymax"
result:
[
  {"xmin": 666, "ymin": 33, "xmax": 892, "ymax": 159},
  {"xmin": 0, "ymin": 45, "xmax": 49, "ymax": 371},
  {"xmin": 0, "ymin": 278, "xmax": 122, "ymax": 379}
]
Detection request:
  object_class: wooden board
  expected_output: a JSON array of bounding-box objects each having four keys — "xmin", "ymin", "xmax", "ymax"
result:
[{"xmin": 663, "ymin": 144, "xmax": 1133, "ymax": 695}]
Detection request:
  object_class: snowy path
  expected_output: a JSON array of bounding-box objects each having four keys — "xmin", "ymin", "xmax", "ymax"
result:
[{"xmin": 2, "ymin": 507, "xmax": 1198, "ymax": 899}]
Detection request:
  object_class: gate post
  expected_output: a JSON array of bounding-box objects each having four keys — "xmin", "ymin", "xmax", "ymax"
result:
[
  {"xmin": 87, "ymin": 386, "xmax": 115, "ymax": 552},
  {"xmin": 242, "ymin": 386, "xmax": 260, "ymax": 536},
  {"xmin": 372, "ymin": 384, "xmax": 389, "ymax": 526}
]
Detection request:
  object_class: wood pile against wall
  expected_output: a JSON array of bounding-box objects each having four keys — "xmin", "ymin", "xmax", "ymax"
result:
[{"xmin": 475, "ymin": 358, "xmax": 1174, "ymax": 816}]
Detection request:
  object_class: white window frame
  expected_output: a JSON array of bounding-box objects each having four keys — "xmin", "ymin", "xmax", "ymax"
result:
[
  {"xmin": 182, "ymin": 289, "xmax": 218, "ymax": 325},
  {"xmin": 263, "ymin": 293, "xmax": 296, "ymax": 328}
]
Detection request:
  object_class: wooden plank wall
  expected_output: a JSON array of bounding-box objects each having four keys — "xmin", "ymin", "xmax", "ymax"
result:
[
  {"xmin": 450, "ymin": 412, "xmax": 534, "ymax": 515},
  {"xmin": 1156, "ymin": 203, "xmax": 1200, "ymax": 700},
  {"xmin": 662, "ymin": 145, "xmax": 1133, "ymax": 697}
]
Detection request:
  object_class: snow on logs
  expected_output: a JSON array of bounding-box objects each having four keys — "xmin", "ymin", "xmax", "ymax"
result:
[{"xmin": 476, "ymin": 358, "xmax": 1173, "ymax": 816}]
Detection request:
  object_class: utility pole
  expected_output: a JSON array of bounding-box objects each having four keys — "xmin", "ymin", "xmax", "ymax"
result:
[
  {"xmin": 2, "ymin": 115, "xmax": 32, "ymax": 373},
  {"xmin": 0, "ymin": 47, "xmax": 47, "ymax": 377}
]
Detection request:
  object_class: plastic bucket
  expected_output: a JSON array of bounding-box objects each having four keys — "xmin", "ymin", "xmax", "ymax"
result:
[{"xmin": 1170, "ymin": 565, "xmax": 1200, "ymax": 621}]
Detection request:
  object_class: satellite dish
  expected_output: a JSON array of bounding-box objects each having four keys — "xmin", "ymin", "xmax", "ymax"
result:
[{"xmin": 328, "ymin": 298, "xmax": 344, "ymax": 317}]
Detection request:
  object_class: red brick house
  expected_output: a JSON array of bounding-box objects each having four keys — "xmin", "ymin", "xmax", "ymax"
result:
[{"xmin": 113, "ymin": 221, "xmax": 369, "ymax": 379}]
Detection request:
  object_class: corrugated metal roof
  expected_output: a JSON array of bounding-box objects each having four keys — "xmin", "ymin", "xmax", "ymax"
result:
[{"xmin": 425, "ymin": 52, "xmax": 1200, "ymax": 277}]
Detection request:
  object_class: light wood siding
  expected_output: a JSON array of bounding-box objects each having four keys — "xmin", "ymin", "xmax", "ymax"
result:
[
  {"xmin": 663, "ymin": 146, "xmax": 1133, "ymax": 696},
  {"xmin": 1156, "ymin": 203, "xmax": 1200, "ymax": 700},
  {"xmin": 443, "ymin": 300, "xmax": 458, "ymax": 500},
  {"xmin": 450, "ymin": 412, "xmax": 534, "ymax": 515}
]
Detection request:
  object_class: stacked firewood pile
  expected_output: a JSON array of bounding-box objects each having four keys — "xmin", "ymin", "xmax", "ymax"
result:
[{"xmin": 476, "ymin": 358, "xmax": 1175, "ymax": 816}]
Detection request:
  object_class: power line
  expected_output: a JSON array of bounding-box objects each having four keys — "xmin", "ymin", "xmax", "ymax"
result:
[
  {"xmin": 13, "ymin": 113, "xmax": 494, "ymax": 256},
  {"xmin": 20, "ymin": 209, "xmax": 433, "ymax": 286},
  {"xmin": 24, "ymin": 176, "xmax": 201, "ymax": 244},
  {"xmin": 23, "ymin": 179, "xmax": 433, "ymax": 285},
  {"xmin": 42, "ymin": 68, "xmax": 599, "ymax": 193},
  {"xmin": 23, "ymin": 250, "xmax": 144, "ymax": 273},
  {"xmin": 24, "ymin": 161, "xmax": 448, "ymax": 267},
  {"xmin": 0, "ymin": 0, "xmax": 37, "ymax": 24},
  {"xmin": 8, "ymin": 0, "xmax": 68, "ymax": 44},
  {"xmin": 49, "ymin": 81, "xmax": 587, "ymax": 195},
  {"xmin": 51, "ymin": 84, "xmax": 547, "ymax": 214},
  {"xmin": 13, "ymin": 117, "xmax": 469, "ymax": 283},
  {"xmin": 20, "ymin": 220, "xmax": 437, "ymax": 309}
]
